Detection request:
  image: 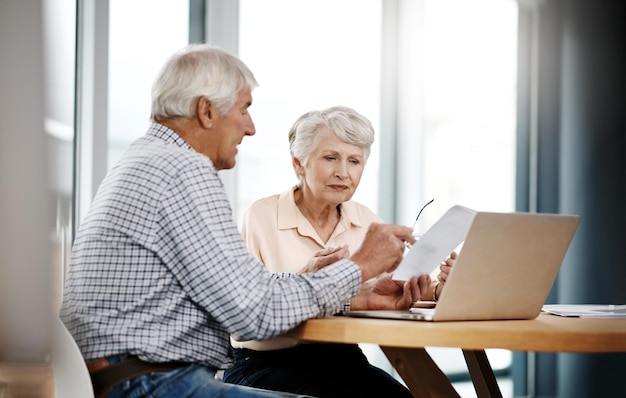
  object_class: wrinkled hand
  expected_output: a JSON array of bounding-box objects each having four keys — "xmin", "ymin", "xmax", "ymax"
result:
[
  {"xmin": 350, "ymin": 273, "xmax": 431, "ymax": 311},
  {"xmin": 434, "ymin": 251, "xmax": 457, "ymax": 298},
  {"xmin": 350, "ymin": 223, "xmax": 415, "ymax": 281},
  {"xmin": 300, "ymin": 245, "xmax": 350, "ymax": 273}
]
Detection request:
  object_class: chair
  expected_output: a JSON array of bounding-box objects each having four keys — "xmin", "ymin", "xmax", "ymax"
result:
[{"xmin": 51, "ymin": 317, "xmax": 94, "ymax": 397}]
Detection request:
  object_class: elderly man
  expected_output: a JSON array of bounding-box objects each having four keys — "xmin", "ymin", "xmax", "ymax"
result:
[{"xmin": 60, "ymin": 44, "xmax": 420, "ymax": 398}]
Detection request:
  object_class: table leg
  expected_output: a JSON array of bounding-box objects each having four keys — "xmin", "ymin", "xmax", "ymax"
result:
[
  {"xmin": 381, "ymin": 346, "xmax": 460, "ymax": 398},
  {"xmin": 462, "ymin": 349, "xmax": 503, "ymax": 398}
]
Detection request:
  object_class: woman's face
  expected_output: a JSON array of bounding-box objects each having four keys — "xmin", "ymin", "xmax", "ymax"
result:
[{"xmin": 297, "ymin": 128, "xmax": 366, "ymax": 206}]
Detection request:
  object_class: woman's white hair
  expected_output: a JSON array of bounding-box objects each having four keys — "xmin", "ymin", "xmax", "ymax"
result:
[
  {"xmin": 288, "ymin": 106, "xmax": 375, "ymax": 185},
  {"xmin": 150, "ymin": 44, "xmax": 258, "ymax": 121}
]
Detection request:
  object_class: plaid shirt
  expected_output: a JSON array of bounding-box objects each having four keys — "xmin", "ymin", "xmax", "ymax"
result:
[{"xmin": 60, "ymin": 123, "xmax": 361, "ymax": 369}]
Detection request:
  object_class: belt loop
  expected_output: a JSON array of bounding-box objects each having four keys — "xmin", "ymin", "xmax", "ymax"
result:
[{"xmin": 86, "ymin": 357, "xmax": 111, "ymax": 373}]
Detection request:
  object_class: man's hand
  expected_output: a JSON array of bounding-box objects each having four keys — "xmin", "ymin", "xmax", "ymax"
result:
[
  {"xmin": 350, "ymin": 223, "xmax": 415, "ymax": 281},
  {"xmin": 350, "ymin": 274, "xmax": 432, "ymax": 311},
  {"xmin": 300, "ymin": 245, "xmax": 350, "ymax": 273}
]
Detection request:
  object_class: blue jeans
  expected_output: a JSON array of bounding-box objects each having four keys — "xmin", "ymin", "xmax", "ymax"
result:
[{"xmin": 105, "ymin": 355, "xmax": 312, "ymax": 398}]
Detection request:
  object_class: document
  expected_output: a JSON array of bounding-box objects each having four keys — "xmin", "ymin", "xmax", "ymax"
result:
[
  {"xmin": 542, "ymin": 304, "xmax": 626, "ymax": 318},
  {"xmin": 393, "ymin": 205, "xmax": 476, "ymax": 281}
]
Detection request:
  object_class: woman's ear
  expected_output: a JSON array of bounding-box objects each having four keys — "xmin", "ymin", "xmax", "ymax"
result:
[
  {"xmin": 292, "ymin": 156, "xmax": 304, "ymax": 175},
  {"xmin": 197, "ymin": 97, "xmax": 213, "ymax": 129}
]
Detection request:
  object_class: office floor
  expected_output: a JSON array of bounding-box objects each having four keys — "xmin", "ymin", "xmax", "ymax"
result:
[{"xmin": 453, "ymin": 378, "xmax": 513, "ymax": 398}]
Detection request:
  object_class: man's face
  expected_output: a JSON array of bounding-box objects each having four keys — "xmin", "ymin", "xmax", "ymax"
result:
[{"xmin": 208, "ymin": 89, "xmax": 256, "ymax": 170}]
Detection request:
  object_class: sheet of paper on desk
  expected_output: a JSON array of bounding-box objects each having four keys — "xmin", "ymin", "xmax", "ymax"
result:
[
  {"xmin": 542, "ymin": 304, "xmax": 626, "ymax": 318},
  {"xmin": 392, "ymin": 205, "xmax": 477, "ymax": 281}
]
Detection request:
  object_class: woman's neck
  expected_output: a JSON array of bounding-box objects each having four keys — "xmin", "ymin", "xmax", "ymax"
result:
[{"xmin": 294, "ymin": 187, "xmax": 340, "ymax": 243}]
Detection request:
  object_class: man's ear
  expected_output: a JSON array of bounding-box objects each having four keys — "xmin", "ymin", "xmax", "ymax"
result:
[{"xmin": 197, "ymin": 97, "xmax": 213, "ymax": 129}]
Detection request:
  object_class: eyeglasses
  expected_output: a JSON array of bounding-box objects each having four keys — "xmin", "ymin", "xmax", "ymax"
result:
[
  {"xmin": 410, "ymin": 198, "xmax": 434, "ymax": 230},
  {"xmin": 405, "ymin": 198, "xmax": 434, "ymax": 250}
]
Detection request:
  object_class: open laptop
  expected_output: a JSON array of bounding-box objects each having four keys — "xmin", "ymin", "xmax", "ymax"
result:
[{"xmin": 343, "ymin": 210, "xmax": 580, "ymax": 321}]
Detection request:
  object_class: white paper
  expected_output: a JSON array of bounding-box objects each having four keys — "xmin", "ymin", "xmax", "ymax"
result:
[
  {"xmin": 542, "ymin": 304, "xmax": 626, "ymax": 318},
  {"xmin": 392, "ymin": 205, "xmax": 477, "ymax": 281}
]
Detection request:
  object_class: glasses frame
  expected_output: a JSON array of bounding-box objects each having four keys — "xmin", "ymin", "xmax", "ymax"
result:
[
  {"xmin": 406, "ymin": 198, "xmax": 434, "ymax": 250},
  {"xmin": 411, "ymin": 198, "xmax": 434, "ymax": 230}
]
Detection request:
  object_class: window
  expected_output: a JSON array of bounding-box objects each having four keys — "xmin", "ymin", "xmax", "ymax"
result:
[
  {"xmin": 419, "ymin": 0, "xmax": 517, "ymax": 218},
  {"xmin": 393, "ymin": 1, "xmax": 518, "ymax": 394},
  {"xmin": 236, "ymin": 0, "xmax": 382, "ymax": 224},
  {"xmin": 108, "ymin": 0, "xmax": 190, "ymax": 165}
]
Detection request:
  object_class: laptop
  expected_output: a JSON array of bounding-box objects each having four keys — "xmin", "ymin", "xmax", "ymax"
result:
[{"xmin": 343, "ymin": 210, "xmax": 580, "ymax": 321}]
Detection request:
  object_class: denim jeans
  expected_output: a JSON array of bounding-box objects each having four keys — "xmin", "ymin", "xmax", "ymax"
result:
[{"xmin": 105, "ymin": 355, "xmax": 312, "ymax": 398}]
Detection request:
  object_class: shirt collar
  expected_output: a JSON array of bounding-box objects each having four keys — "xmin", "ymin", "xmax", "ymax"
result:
[
  {"xmin": 277, "ymin": 186, "xmax": 366, "ymax": 231},
  {"xmin": 147, "ymin": 122, "xmax": 195, "ymax": 151}
]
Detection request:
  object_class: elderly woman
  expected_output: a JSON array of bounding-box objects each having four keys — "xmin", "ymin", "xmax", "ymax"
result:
[{"xmin": 224, "ymin": 106, "xmax": 452, "ymax": 397}]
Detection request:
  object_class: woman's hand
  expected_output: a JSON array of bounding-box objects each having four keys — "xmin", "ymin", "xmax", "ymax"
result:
[
  {"xmin": 300, "ymin": 244, "xmax": 350, "ymax": 273},
  {"xmin": 433, "ymin": 251, "xmax": 457, "ymax": 299}
]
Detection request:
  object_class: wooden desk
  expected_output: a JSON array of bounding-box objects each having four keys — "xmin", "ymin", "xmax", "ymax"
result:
[{"xmin": 286, "ymin": 314, "xmax": 626, "ymax": 398}]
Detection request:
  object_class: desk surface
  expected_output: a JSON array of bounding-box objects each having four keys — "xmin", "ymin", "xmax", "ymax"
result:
[{"xmin": 286, "ymin": 313, "xmax": 626, "ymax": 353}]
